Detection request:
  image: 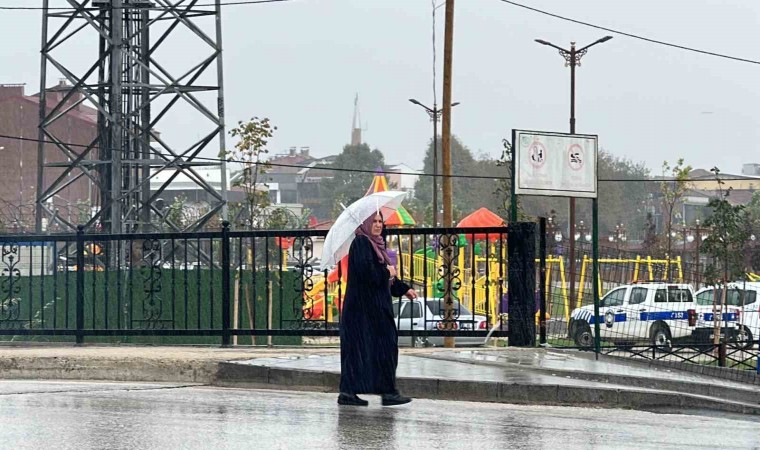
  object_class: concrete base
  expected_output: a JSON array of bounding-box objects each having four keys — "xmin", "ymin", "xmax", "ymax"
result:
[{"xmin": 214, "ymin": 361, "xmax": 760, "ymax": 415}]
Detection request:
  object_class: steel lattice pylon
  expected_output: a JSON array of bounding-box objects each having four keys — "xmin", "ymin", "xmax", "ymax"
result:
[{"xmin": 35, "ymin": 0, "xmax": 228, "ymax": 233}]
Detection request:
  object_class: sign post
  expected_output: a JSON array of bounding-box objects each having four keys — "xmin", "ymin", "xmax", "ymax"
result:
[{"xmin": 510, "ymin": 129, "xmax": 600, "ymax": 355}]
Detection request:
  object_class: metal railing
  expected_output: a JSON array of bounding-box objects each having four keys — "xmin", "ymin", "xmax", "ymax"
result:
[{"xmin": 0, "ymin": 224, "xmax": 510, "ymax": 346}]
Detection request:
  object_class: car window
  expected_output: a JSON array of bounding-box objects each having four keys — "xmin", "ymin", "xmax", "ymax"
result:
[
  {"xmin": 741, "ymin": 290, "xmax": 758, "ymax": 305},
  {"xmin": 711, "ymin": 289, "xmax": 758, "ymax": 307},
  {"xmin": 425, "ymin": 299, "xmax": 472, "ymax": 316},
  {"xmin": 654, "ymin": 289, "xmax": 667, "ymax": 303},
  {"xmin": 629, "ymin": 287, "xmax": 647, "ymax": 305},
  {"xmin": 601, "ymin": 288, "xmax": 626, "ymax": 307},
  {"xmin": 399, "ymin": 302, "xmax": 421, "ymax": 319},
  {"xmin": 696, "ymin": 290, "xmax": 713, "ymax": 306},
  {"xmin": 668, "ymin": 287, "xmax": 693, "ymax": 302},
  {"xmin": 392, "ymin": 302, "xmax": 401, "ymax": 317}
]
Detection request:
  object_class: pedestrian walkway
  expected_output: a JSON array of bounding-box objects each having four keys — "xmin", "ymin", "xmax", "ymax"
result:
[
  {"xmin": 219, "ymin": 347, "xmax": 760, "ymax": 415},
  {"xmin": 0, "ymin": 344, "xmax": 759, "ymax": 415}
]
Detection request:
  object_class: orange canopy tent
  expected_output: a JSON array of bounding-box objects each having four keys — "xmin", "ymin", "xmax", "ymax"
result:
[
  {"xmin": 456, "ymin": 207, "xmax": 506, "ymax": 240},
  {"xmin": 364, "ymin": 170, "xmax": 416, "ymax": 227}
]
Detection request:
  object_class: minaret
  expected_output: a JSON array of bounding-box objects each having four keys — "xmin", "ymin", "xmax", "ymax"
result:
[{"xmin": 351, "ymin": 93, "xmax": 361, "ymax": 146}]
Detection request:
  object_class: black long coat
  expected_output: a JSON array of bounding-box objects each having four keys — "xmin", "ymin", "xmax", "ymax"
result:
[{"xmin": 339, "ymin": 235, "xmax": 410, "ymax": 395}]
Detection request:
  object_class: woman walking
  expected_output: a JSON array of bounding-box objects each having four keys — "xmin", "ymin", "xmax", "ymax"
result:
[{"xmin": 338, "ymin": 213, "xmax": 417, "ymax": 406}]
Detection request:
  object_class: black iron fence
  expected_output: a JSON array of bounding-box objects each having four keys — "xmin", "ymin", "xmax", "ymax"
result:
[
  {"xmin": 0, "ymin": 224, "xmax": 510, "ymax": 346},
  {"xmin": 539, "ymin": 239, "xmax": 760, "ymax": 378}
]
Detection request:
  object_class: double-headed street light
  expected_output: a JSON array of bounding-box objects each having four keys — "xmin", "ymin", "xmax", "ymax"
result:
[
  {"xmin": 409, "ymin": 99, "xmax": 460, "ymax": 226},
  {"xmin": 608, "ymin": 223, "xmax": 627, "ymax": 254},
  {"xmin": 534, "ymin": 35, "xmax": 613, "ymax": 306}
]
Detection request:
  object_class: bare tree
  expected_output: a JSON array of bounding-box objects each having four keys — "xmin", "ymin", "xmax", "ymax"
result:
[{"xmin": 659, "ymin": 159, "xmax": 692, "ymax": 266}]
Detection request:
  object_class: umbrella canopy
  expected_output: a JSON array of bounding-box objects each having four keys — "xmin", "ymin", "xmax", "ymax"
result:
[
  {"xmin": 320, "ymin": 191, "xmax": 408, "ymax": 270},
  {"xmin": 457, "ymin": 207, "xmax": 506, "ymax": 240},
  {"xmin": 365, "ymin": 170, "xmax": 415, "ymax": 226}
]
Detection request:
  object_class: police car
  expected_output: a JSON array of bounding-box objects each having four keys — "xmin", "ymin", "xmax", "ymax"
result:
[
  {"xmin": 568, "ymin": 282, "xmax": 698, "ymax": 349},
  {"xmin": 695, "ymin": 282, "xmax": 760, "ymax": 349}
]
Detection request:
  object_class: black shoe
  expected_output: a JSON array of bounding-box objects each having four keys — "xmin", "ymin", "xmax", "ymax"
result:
[
  {"xmin": 381, "ymin": 393, "xmax": 412, "ymax": 407},
  {"xmin": 337, "ymin": 393, "xmax": 368, "ymax": 406}
]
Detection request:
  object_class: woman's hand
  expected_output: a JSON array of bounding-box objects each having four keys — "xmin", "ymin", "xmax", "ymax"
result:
[
  {"xmin": 386, "ymin": 265, "xmax": 397, "ymax": 278},
  {"xmin": 404, "ymin": 289, "xmax": 418, "ymax": 300}
]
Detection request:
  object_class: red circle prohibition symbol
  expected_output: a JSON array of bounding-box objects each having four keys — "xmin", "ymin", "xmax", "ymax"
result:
[
  {"xmin": 528, "ymin": 142, "xmax": 547, "ymax": 169},
  {"xmin": 567, "ymin": 144, "xmax": 584, "ymax": 171}
]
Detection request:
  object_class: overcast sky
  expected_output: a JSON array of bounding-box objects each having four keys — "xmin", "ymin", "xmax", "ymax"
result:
[{"xmin": 2, "ymin": 0, "xmax": 760, "ymax": 175}]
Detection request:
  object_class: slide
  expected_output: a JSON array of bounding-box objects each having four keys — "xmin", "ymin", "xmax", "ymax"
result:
[{"xmin": 304, "ymin": 278, "xmax": 326, "ymax": 320}]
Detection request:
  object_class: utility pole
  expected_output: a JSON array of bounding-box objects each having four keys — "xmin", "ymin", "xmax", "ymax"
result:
[
  {"xmin": 441, "ymin": 0, "xmax": 455, "ymax": 348},
  {"xmin": 534, "ymin": 35, "xmax": 612, "ymax": 308}
]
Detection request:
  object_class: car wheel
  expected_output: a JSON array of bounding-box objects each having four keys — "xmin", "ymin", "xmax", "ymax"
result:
[
  {"xmin": 736, "ymin": 326, "xmax": 754, "ymax": 350},
  {"xmin": 573, "ymin": 322, "xmax": 593, "ymax": 348},
  {"xmin": 412, "ymin": 336, "xmax": 430, "ymax": 348},
  {"xmin": 650, "ymin": 324, "xmax": 672, "ymax": 351}
]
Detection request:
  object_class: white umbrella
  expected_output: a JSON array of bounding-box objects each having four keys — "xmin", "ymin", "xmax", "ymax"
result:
[{"xmin": 320, "ymin": 191, "xmax": 408, "ymax": 270}]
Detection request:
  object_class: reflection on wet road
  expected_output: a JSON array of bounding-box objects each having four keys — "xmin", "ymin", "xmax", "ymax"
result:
[{"xmin": 0, "ymin": 381, "xmax": 757, "ymax": 449}]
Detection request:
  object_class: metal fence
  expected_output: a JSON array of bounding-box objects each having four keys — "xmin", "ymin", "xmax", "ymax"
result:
[
  {"xmin": 540, "ymin": 239, "xmax": 759, "ymax": 378},
  {"xmin": 0, "ymin": 224, "xmax": 510, "ymax": 346}
]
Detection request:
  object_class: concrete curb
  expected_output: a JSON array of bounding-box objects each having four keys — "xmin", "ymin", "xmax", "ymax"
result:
[
  {"xmin": 0, "ymin": 356, "xmax": 220, "ymax": 384},
  {"xmin": 213, "ymin": 362, "xmax": 760, "ymax": 415},
  {"xmin": 414, "ymin": 353, "xmax": 760, "ymax": 406},
  {"xmin": 603, "ymin": 353, "xmax": 760, "ymax": 385}
]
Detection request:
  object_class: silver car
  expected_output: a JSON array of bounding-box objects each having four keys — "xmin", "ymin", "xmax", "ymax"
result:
[{"xmin": 392, "ymin": 297, "xmax": 490, "ymax": 347}]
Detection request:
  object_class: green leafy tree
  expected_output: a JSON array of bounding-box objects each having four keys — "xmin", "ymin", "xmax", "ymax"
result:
[
  {"xmin": 166, "ymin": 194, "xmax": 188, "ymax": 228},
  {"xmin": 494, "ymin": 138, "xmax": 531, "ymax": 222},
  {"xmin": 414, "ymin": 136, "xmax": 504, "ymax": 224},
  {"xmin": 223, "ymin": 117, "xmax": 276, "ymax": 230},
  {"xmin": 701, "ymin": 167, "xmax": 751, "ymax": 348},
  {"xmin": 746, "ymin": 192, "xmax": 760, "ymax": 271},
  {"xmin": 321, "ymin": 143, "xmax": 386, "ymax": 219}
]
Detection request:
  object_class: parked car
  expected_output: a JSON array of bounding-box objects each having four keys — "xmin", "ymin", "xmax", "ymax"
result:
[
  {"xmin": 568, "ymin": 282, "xmax": 698, "ymax": 349},
  {"xmin": 695, "ymin": 282, "xmax": 760, "ymax": 348},
  {"xmin": 392, "ymin": 297, "xmax": 490, "ymax": 347}
]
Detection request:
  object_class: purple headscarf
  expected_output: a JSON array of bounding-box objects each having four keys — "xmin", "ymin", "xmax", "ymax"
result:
[{"xmin": 355, "ymin": 213, "xmax": 390, "ymax": 265}]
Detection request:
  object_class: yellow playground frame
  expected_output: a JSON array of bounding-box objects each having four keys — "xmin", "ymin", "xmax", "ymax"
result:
[{"xmin": 303, "ymin": 240, "xmax": 690, "ymax": 324}]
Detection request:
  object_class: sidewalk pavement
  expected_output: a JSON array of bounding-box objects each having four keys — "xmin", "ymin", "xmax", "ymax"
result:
[{"xmin": 1, "ymin": 344, "xmax": 759, "ymax": 415}]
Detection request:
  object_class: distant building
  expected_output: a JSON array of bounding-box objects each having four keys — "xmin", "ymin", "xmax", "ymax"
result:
[
  {"xmin": 742, "ymin": 163, "xmax": 760, "ymax": 177},
  {"xmin": 262, "ymin": 147, "xmax": 314, "ymax": 204},
  {"xmin": 259, "ymin": 147, "xmax": 338, "ymax": 221},
  {"xmin": 689, "ymin": 167, "xmax": 759, "ymax": 192},
  {"xmin": 386, "ymin": 163, "xmax": 421, "ymax": 198},
  {"xmin": 0, "ymin": 81, "xmax": 97, "ymax": 230}
]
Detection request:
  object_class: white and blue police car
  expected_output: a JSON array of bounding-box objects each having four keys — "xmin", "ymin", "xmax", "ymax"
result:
[
  {"xmin": 568, "ymin": 282, "xmax": 698, "ymax": 349},
  {"xmin": 695, "ymin": 283, "xmax": 757, "ymax": 348}
]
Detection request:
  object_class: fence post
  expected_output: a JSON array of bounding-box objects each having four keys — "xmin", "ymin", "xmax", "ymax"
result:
[
  {"xmin": 539, "ymin": 217, "xmax": 547, "ymax": 346},
  {"xmin": 221, "ymin": 221, "xmax": 231, "ymax": 347},
  {"xmin": 75, "ymin": 225, "xmax": 85, "ymax": 345}
]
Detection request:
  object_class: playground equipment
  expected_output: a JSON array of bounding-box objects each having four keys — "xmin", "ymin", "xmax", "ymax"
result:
[{"xmin": 303, "ymin": 247, "xmax": 692, "ymax": 326}]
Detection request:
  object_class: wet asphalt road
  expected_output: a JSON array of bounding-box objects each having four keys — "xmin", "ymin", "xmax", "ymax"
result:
[{"xmin": 0, "ymin": 381, "xmax": 759, "ymax": 449}]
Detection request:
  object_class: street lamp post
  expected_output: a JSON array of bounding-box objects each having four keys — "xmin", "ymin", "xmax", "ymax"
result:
[
  {"xmin": 546, "ymin": 210, "xmax": 563, "ymax": 255},
  {"xmin": 409, "ymin": 99, "xmax": 459, "ymax": 226},
  {"xmin": 546, "ymin": 210, "xmax": 563, "ymax": 251},
  {"xmin": 575, "ymin": 220, "xmax": 591, "ymax": 244},
  {"xmin": 612, "ymin": 223, "xmax": 627, "ymax": 255},
  {"xmin": 689, "ymin": 219, "xmax": 710, "ymax": 288},
  {"xmin": 534, "ymin": 35, "xmax": 613, "ymax": 306}
]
